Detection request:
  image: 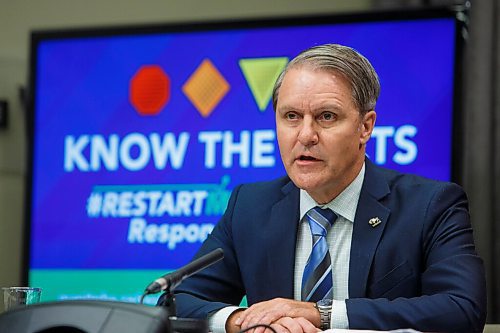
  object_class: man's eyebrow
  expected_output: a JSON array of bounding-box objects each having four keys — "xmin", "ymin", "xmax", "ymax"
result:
[
  {"xmin": 276, "ymin": 104, "xmax": 299, "ymax": 112},
  {"xmin": 276, "ymin": 102, "xmax": 344, "ymax": 113},
  {"xmin": 309, "ymin": 105, "xmax": 345, "ymax": 114},
  {"xmin": 316, "ymin": 104, "xmax": 343, "ymax": 111}
]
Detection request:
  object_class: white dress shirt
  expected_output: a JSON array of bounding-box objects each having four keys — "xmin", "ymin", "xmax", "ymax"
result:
[{"xmin": 209, "ymin": 164, "xmax": 365, "ymax": 332}]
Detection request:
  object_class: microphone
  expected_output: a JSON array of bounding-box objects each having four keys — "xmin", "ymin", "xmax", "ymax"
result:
[{"xmin": 144, "ymin": 248, "xmax": 224, "ymax": 295}]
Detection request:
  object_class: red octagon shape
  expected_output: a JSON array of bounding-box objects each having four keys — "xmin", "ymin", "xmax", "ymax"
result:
[{"xmin": 130, "ymin": 65, "xmax": 170, "ymax": 116}]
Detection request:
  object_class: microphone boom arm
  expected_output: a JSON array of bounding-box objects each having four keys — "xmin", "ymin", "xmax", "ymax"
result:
[{"xmin": 143, "ymin": 248, "xmax": 224, "ymax": 296}]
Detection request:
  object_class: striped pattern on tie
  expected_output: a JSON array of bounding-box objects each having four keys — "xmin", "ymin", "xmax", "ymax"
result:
[{"xmin": 301, "ymin": 207, "xmax": 337, "ymax": 302}]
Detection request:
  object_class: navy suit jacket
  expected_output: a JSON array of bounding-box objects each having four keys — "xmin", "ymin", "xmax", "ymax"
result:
[{"xmin": 159, "ymin": 160, "xmax": 486, "ymax": 332}]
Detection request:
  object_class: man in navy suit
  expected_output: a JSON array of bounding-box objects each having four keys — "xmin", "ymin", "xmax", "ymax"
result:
[{"xmin": 158, "ymin": 44, "xmax": 486, "ymax": 333}]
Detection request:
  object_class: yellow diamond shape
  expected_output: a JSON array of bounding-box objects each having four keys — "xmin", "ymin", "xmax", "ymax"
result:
[{"xmin": 182, "ymin": 59, "xmax": 230, "ymax": 117}]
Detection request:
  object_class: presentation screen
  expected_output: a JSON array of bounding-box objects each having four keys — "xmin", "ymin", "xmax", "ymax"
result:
[{"xmin": 27, "ymin": 10, "xmax": 460, "ymax": 304}]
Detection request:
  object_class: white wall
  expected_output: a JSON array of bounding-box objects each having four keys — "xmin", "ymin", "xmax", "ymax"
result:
[{"xmin": 0, "ymin": 0, "xmax": 372, "ymax": 296}]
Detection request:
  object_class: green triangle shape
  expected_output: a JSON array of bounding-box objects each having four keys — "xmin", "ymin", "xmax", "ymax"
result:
[{"xmin": 239, "ymin": 57, "xmax": 289, "ymax": 112}]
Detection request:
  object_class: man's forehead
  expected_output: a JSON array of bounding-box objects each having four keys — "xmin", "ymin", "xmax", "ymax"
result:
[
  {"xmin": 281, "ymin": 66, "xmax": 352, "ymax": 90},
  {"xmin": 278, "ymin": 66, "xmax": 359, "ymax": 113}
]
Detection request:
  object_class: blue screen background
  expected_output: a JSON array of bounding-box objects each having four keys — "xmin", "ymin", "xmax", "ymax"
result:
[{"xmin": 28, "ymin": 17, "xmax": 456, "ymax": 302}]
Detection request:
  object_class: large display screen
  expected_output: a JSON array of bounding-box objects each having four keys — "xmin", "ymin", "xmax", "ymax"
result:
[{"xmin": 27, "ymin": 10, "xmax": 460, "ymax": 304}]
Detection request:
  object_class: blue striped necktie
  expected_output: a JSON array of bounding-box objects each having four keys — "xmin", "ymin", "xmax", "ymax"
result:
[{"xmin": 301, "ymin": 206, "xmax": 337, "ymax": 302}]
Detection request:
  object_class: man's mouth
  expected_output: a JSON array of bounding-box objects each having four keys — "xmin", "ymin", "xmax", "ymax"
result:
[{"xmin": 298, "ymin": 155, "xmax": 319, "ymax": 161}]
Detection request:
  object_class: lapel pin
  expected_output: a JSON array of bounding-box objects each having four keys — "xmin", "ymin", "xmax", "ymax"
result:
[{"xmin": 368, "ymin": 217, "xmax": 382, "ymax": 228}]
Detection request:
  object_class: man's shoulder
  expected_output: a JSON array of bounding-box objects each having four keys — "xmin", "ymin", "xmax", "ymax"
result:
[
  {"xmin": 225, "ymin": 175, "xmax": 298, "ymax": 218},
  {"xmin": 234, "ymin": 175, "xmax": 296, "ymax": 198},
  {"xmin": 367, "ymin": 161, "xmax": 465, "ymax": 199}
]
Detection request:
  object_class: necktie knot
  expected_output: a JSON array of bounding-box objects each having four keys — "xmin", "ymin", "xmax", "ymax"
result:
[{"xmin": 306, "ymin": 207, "xmax": 337, "ymax": 237}]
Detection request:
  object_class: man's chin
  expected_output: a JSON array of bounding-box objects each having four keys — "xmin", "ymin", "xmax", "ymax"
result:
[
  {"xmin": 289, "ymin": 175, "xmax": 341, "ymax": 203},
  {"xmin": 289, "ymin": 176, "xmax": 325, "ymax": 194}
]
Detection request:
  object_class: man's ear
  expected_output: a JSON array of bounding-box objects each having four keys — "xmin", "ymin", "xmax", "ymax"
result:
[{"xmin": 359, "ymin": 110, "xmax": 376, "ymax": 145}]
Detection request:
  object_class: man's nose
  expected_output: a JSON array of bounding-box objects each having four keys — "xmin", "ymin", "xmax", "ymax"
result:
[{"xmin": 297, "ymin": 118, "xmax": 319, "ymax": 146}]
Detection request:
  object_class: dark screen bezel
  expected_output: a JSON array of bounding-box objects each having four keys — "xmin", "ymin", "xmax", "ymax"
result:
[{"xmin": 23, "ymin": 7, "xmax": 466, "ymax": 286}]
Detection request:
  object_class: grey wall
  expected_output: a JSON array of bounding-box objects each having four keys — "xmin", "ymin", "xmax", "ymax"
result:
[{"xmin": 0, "ymin": 0, "xmax": 372, "ymax": 298}]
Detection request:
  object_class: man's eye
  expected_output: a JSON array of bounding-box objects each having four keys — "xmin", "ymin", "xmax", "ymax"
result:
[
  {"xmin": 285, "ymin": 112, "xmax": 299, "ymax": 120},
  {"xmin": 320, "ymin": 112, "xmax": 335, "ymax": 121}
]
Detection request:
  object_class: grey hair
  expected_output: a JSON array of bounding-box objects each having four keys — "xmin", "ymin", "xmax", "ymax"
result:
[{"xmin": 272, "ymin": 44, "xmax": 380, "ymax": 115}]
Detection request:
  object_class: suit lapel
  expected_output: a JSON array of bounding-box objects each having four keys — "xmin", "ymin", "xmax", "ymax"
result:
[
  {"xmin": 257, "ymin": 161, "xmax": 392, "ymax": 300},
  {"xmin": 349, "ymin": 160, "xmax": 391, "ymax": 298},
  {"xmin": 261, "ymin": 180, "xmax": 300, "ymax": 300}
]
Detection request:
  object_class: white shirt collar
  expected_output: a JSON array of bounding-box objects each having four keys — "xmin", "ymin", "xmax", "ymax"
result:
[{"xmin": 299, "ymin": 162, "xmax": 365, "ymax": 223}]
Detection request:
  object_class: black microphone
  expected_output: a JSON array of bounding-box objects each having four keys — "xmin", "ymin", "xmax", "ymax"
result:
[{"xmin": 144, "ymin": 248, "xmax": 224, "ymax": 295}]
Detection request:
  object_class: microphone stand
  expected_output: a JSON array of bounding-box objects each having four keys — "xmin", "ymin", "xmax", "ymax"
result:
[
  {"xmin": 162, "ymin": 287, "xmax": 177, "ymax": 317},
  {"xmin": 141, "ymin": 248, "xmax": 224, "ymax": 319},
  {"xmin": 140, "ymin": 283, "xmax": 176, "ymax": 317}
]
